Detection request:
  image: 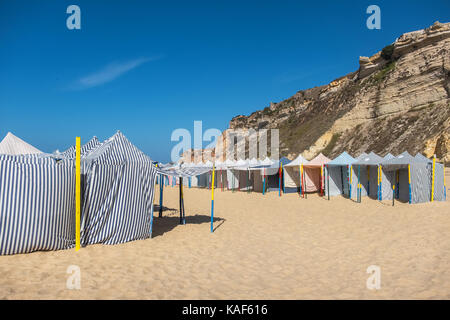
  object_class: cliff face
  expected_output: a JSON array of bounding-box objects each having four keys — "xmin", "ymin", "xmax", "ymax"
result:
[{"xmin": 228, "ymin": 22, "xmax": 450, "ymax": 162}]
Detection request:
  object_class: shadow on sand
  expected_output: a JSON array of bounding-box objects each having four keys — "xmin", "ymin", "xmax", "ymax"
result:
[{"xmin": 152, "ymin": 205, "xmax": 225, "ymax": 237}]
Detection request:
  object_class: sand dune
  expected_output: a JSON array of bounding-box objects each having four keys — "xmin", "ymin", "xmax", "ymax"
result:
[{"xmin": 1, "ymin": 179, "xmax": 449, "ymax": 299}]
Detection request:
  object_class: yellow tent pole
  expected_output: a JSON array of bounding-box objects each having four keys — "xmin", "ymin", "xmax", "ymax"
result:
[
  {"xmin": 380, "ymin": 165, "xmax": 382, "ymax": 184},
  {"xmin": 431, "ymin": 155, "xmax": 436, "ymax": 202},
  {"xmin": 320, "ymin": 165, "xmax": 324, "ymax": 196},
  {"xmin": 75, "ymin": 137, "xmax": 81, "ymax": 251}
]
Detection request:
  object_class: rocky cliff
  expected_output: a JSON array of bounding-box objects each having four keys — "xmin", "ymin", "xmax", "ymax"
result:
[{"xmin": 227, "ymin": 21, "xmax": 450, "ymax": 162}]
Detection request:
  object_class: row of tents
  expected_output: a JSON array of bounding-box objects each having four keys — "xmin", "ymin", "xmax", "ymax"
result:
[
  {"xmin": 0, "ymin": 132, "xmax": 447, "ymax": 256},
  {"xmin": 0, "ymin": 131, "xmax": 158, "ymax": 255},
  {"xmin": 162, "ymin": 150, "xmax": 447, "ymax": 204}
]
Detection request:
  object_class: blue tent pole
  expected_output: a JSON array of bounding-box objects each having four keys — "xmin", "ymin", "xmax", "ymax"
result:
[
  {"xmin": 299, "ymin": 165, "xmax": 302, "ymax": 196},
  {"xmin": 263, "ymin": 168, "xmax": 266, "ymax": 195},
  {"xmin": 150, "ymin": 196, "xmax": 154, "ymax": 238},
  {"xmin": 348, "ymin": 165, "xmax": 352, "ymax": 200},
  {"xmin": 210, "ymin": 165, "xmax": 215, "ymax": 233},
  {"xmin": 377, "ymin": 166, "xmax": 380, "ymax": 200},
  {"xmin": 159, "ymin": 175, "xmax": 164, "ymax": 217}
]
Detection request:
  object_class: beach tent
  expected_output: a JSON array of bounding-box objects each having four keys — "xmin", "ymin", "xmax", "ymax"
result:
[
  {"xmin": 233, "ymin": 158, "xmax": 258, "ymax": 192},
  {"xmin": 251, "ymin": 158, "xmax": 273, "ymax": 193},
  {"xmin": 303, "ymin": 153, "xmax": 331, "ymax": 193},
  {"xmin": 375, "ymin": 153, "xmax": 396, "ymax": 201},
  {"xmin": 226, "ymin": 159, "xmax": 240, "ymax": 190},
  {"xmin": 380, "ymin": 151, "xmax": 432, "ymax": 204},
  {"xmin": 261, "ymin": 157, "xmax": 290, "ymax": 193},
  {"xmin": 231, "ymin": 159, "xmax": 254, "ymax": 192},
  {"xmin": 58, "ymin": 137, "xmax": 100, "ymax": 160},
  {"xmin": 414, "ymin": 153, "xmax": 445, "ymax": 202},
  {"xmin": 284, "ymin": 155, "xmax": 309, "ymax": 194},
  {"xmin": 324, "ymin": 151, "xmax": 356, "ymax": 197},
  {"xmin": 80, "ymin": 131, "xmax": 158, "ymax": 246},
  {"xmin": 352, "ymin": 152, "xmax": 383, "ymax": 200},
  {"xmin": 0, "ymin": 132, "xmax": 42, "ymax": 155},
  {"xmin": 247, "ymin": 157, "xmax": 275, "ymax": 193},
  {"xmin": 0, "ymin": 154, "xmax": 75, "ymax": 255},
  {"xmin": 215, "ymin": 164, "xmax": 228, "ymax": 190}
]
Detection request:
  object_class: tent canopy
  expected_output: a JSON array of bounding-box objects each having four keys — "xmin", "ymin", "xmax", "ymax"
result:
[
  {"xmin": 383, "ymin": 153, "xmax": 395, "ymax": 161},
  {"xmin": 354, "ymin": 152, "xmax": 368, "ymax": 161},
  {"xmin": 327, "ymin": 151, "xmax": 356, "ymax": 166},
  {"xmin": 304, "ymin": 153, "xmax": 330, "ymax": 167},
  {"xmin": 285, "ymin": 154, "xmax": 309, "ymax": 167},
  {"xmin": 415, "ymin": 153, "xmax": 432, "ymax": 164},
  {"xmin": 83, "ymin": 131, "xmax": 153, "ymax": 165},
  {"xmin": 381, "ymin": 151, "xmax": 417, "ymax": 166},
  {"xmin": 59, "ymin": 136, "xmax": 100, "ymax": 160},
  {"xmin": 354, "ymin": 152, "xmax": 383, "ymax": 166},
  {"xmin": 0, "ymin": 132, "xmax": 42, "ymax": 155}
]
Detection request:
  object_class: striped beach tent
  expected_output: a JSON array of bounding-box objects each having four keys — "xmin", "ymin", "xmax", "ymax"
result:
[
  {"xmin": 380, "ymin": 151, "xmax": 432, "ymax": 204},
  {"xmin": 59, "ymin": 136, "xmax": 101, "ymax": 160},
  {"xmin": 352, "ymin": 152, "xmax": 383, "ymax": 200},
  {"xmin": 324, "ymin": 151, "xmax": 356, "ymax": 198},
  {"xmin": 80, "ymin": 131, "xmax": 158, "ymax": 246},
  {"xmin": 0, "ymin": 154, "xmax": 75, "ymax": 255}
]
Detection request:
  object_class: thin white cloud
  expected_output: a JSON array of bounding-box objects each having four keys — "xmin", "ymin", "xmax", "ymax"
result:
[{"xmin": 72, "ymin": 56, "xmax": 162, "ymax": 90}]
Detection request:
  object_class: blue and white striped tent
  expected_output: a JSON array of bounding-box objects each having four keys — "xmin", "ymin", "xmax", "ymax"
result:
[
  {"xmin": 380, "ymin": 151, "xmax": 434, "ymax": 203},
  {"xmin": 352, "ymin": 152, "xmax": 383, "ymax": 200},
  {"xmin": 0, "ymin": 154, "xmax": 76, "ymax": 255},
  {"xmin": 80, "ymin": 131, "xmax": 158, "ymax": 246},
  {"xmin": 59, "ymin": 136, "xmax": 101, "ymax": 161},
  {"xmin": 324, "ymin": 151, "xmax": 356, "ymax": 197}
]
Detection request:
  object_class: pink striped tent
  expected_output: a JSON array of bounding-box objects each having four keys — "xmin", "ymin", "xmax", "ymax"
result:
[{"xmin": 303, "ymin": 153, "xmax": 331, "ymax": 193}]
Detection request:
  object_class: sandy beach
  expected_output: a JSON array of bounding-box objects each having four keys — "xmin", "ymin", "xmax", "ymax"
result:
[{"xmin": 0, "ymin": 170, "xmax": 449, "ymax": 300}]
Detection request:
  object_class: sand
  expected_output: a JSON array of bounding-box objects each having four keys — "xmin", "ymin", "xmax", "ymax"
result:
[{"xmin": 1, "ymin": 172, "xmax": 449, "ymax": 299}]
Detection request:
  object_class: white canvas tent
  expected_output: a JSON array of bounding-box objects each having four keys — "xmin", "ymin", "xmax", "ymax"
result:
[
  {"xmin": 0, "ymin": 132, "xmax": 42, "ymax": 155},
  {"xmin": 284, "ymin": 155, "xmax": 309, "ymax": 194}
]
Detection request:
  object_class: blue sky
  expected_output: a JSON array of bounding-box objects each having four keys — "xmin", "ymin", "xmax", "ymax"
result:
[{"xmin": 1, "ymin": 0, "xmax": 449, "ymax": 162}]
